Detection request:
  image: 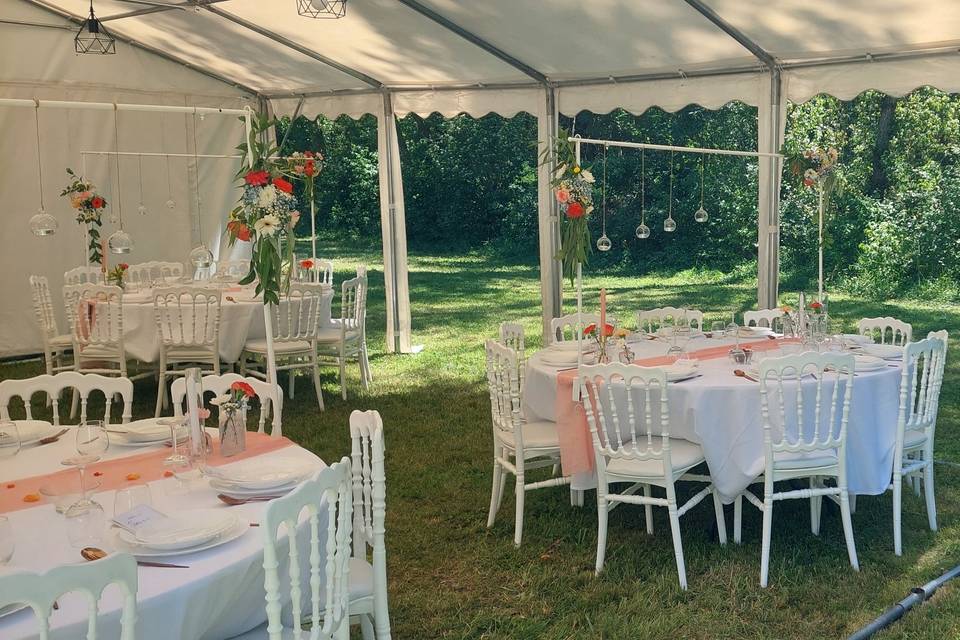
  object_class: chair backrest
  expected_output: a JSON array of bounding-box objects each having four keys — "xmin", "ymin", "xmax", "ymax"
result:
[
  {"xmin": 484, "ymin": 340, "xmax": 523, "ymax": 444},
  {"xmin": 63, "ymin": 283, "xmax": 124, "ymax": 349},
  {"xmin": 215, "ymin": 259, "xmax": 251, "ymax": 281},
  {"xmin": 928, "ymin": 329, "xmax": 949, "ymax": 386},
  {"xmin": 0, "ymin": 553, "xmax": 137, "ymax": 640},
  {"xmin": 743, "ymin": 308, "xmax": 785, "ymax": 331},
  {"xmin": 270, "ymin": 283, "xmax": 327, "ymax": 343},
  {"xmin": 153, "ymin": 287, "xmax": 221, "ymax": 349},
  {"xmin": 550, "ymin": 313, "xmax": 601, "ymax": 343},
  {"xmin": 894, "ymin": 337, "xmax": 947, "ymax": 465},
  {"xmin": 339, "ymin": 275, "xmax": 367, "ymax": 334},
  {"xmin": 858, "ymin": 316, "xmax": 912, "ymax": 345},
  {"xmin": 29, "ymin": 275, "xmax": 59, "ymax": 342},
  {"xmin": 126, "ymin": 261, "xmax": 184, "ymax": 287},
  {"xmin": 758, "ymin": 352, "xmax": 855, "ymax": 467},
  {"xmin": 260, "ymin": 459, "xmax": 353, "ymax": 640},
  {"xmin": 356, "ymin": 264, "xmax": 367, "ymax": 279},
  {"xmin": 636, "ymin": 307, "xmax": 704, "ymax": 333},
  {"xmin": 579, "ymin": 363, "xmax": 675, "ymax": 478},
  {"xmin": 0, "ymin": 373, "xmax": 133, "ymax": 426},
  {"xmin": 170, "ymin": 373, "xmax": 282, "ymax": 436},
  {"xmin": 349, "ymin": 410, "xmax": 386, "ymax": 557},
  {"xmin": 298, "ymin": 258, "xmax": 334, "ymax": 286},
  {"xmin": 499, "ymin": 322, "xmax": 526, "ymax": 391},
  {"xmin": 63, "ymin": 266, "xmax": 103, "ymax": 286}
]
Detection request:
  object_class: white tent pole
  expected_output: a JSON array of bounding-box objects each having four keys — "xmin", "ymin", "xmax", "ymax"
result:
[
  {"xmin": 565, "ymin": 136, "xmax": 782, "ymax": 159},
  {"xmin": 311, "ymin": 199, "xmax": 317, "ymax": 263},
  {"xmin": 536, "ymin": 87, "xmax": 561, "ymax": 343},
  {"xmin": 0, "ymin": 97, "xmax": 247, "ymax": 116}
]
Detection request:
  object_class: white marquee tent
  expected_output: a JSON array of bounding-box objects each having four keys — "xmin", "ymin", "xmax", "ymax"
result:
[{"xmin": 4, "ymin": 0, "xmax": 960, "ymax": 358}]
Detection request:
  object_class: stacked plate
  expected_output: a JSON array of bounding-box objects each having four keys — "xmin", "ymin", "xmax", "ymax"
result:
[
  {"xmin": 111, "ymin": 509, "xmax": 247, "ymax": 558},
  {"xmin": 110, "ymin": 418, "xmax": 186, "ymax": 447},
  {"xmin": 7, "ymin": 420, "xmax": 60, "ymax": 446},
  {"xmin": 665, "ymin": 361, "xmax": 700, "ymax": 382},
  {"xmin": 738, "ymin": 326, "xmax": 774, "ymax": 338},
  {"xmin": 657, "ymin": 327, "xmax": 705, "ymax": 339},
  {"xmin": 842, "ymin": 333, "xmax": 874, "ymax": 347},
  {"xmin": 860, "ymin": 343, "xmax": 904, "ymax": 360},
  {"xmin": 207, "ymin": 457, "xmax": 316, "ymax": 500},
  {"xmin": 540, "ymin": 342, "xmax": 591, "ymax": 367},
  {"xmin": 853, "ymin": 354, "xmax": 887, "ymax": 372}
]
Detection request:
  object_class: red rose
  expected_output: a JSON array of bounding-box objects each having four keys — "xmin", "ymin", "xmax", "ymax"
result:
[
  {"xmin": 810, "ymin": 301, "xmax": 823, "ymax": 310},
  {"xmin": 236, "ymin": 224, "xmax": 251, "ymax": 242},
  {"xmin": 244, "ymin": 170, "xmax": 270, "ymax": 187},
  {"xmin": 304, "ymin": 160, "xmax": 316, "ymax": 177},
  {"xmin": 273, "ymin": 177, "xmax": 294, "ymax": 194},
  {"xmin": 304, "ymin": 151, "xmax": 314, "ymax": 158},
  {"xmin": 91, "ymin": 196, "xmax": 105, "ymax": 209},
  {"xmin": 300, "ymin": 259, "xmax": 314, "ymax": 270},
  {"xmin": 566, "ymin": 202, "xmax": 584, "ymax": 218},
  {"xmin": 583, "ymin": 323, "xmax": 596, "ymax": 335},
  {"xmin": 119, "ymin": 263, "xmax": 129, "ymax": 270},
  {"xmin": 601, "ymin": 323, "xmax": 615, "ymax": 337},
  {"xmin": 231, "ymin": 381, "xmax": 256, "ymax": 398}
]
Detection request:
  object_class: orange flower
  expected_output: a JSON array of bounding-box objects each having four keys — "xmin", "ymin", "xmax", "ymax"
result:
[
  {"xmin": 299, "ymin": 259, "xmax": 315, "ymax": 270},
  {"xmin": 272, "ymin": 177, "xmax": 294, "ymax": 194},
  {"xmin": 22, "ymin": 493, "xmax": 40, "ymax": 503},
  {"xmin": 125, "ymin": 473, "xmax": 141, "ymax": 481},
  {"xmin": 6, "ymin": 483, "xmax": 14, "ymax": 489},
  {"xmin": 230, "ymin": 381, "xmax": 256, "ymax": 398},
  {"xmin": 163, "ymin": 470, "xmax": 174, "ymax": 478},
  {"xmin": 810, "ymin": 301, "xmax": 823, "ymax": 310},
  {"xmin": 93, "ymin": 471, "xmax": 104, "ymax": 477}
]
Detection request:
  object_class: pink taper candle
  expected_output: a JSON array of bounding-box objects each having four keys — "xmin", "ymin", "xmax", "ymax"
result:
[{"xmin": 599, "ymin": 288, "xmax": 607, "ymax": 333}]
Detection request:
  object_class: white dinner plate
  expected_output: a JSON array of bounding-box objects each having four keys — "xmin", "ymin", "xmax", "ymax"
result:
[
  {"xmin": 111, "ymin": 418, "xmax": 179, "ymax": 443},
  {"xmin": 118, "ymin": 509, "xmax": 238, "ymax": 551},
  {"xmin": 842, "ymin": 333, "xmax": 874, "ymax": 346},
  {"xmin": 854, "ymin": 355, "xmax": 887, "ymax": 372},
  {"xmin": 739, "ymin": 326, "xmax": 774, "ymax": 338},
  {"xmin": 110, "ymin": 517, "xmax": 250, "ymax": 559},
  {"xmin": 665, "ymin": 362, "xmax": 700, "ymax": 382},
  {"xmin": 656, "ymin": 327, "xmax": 704, "ymax": 339},
  {"xmin": 539, "ymin": 351, "xmax": 581, "ymax": 367},
  {"xmin": 206, "ymin": 457, "xmax": 316, "ymax": 490},
  {"xmin": 8, "ymin": 420, "xmax": 60, "ymax": 446},
  {"xmin": 860, "ymin": 343, "xmax": 904, "ymax": 360},
  {"xmin": 209, "ymin": 478, "xmax": 298, "ymax": 498}
]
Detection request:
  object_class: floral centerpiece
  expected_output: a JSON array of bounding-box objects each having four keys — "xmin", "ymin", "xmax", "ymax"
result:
[
  {"xmin": 542, "ymin": 130, "xmax": 594, "ymax": 283},
  {"xmin": 107, "ymin": 263, "xmax": 129, "ymax": 289},
  {"xmin": 226, "ymin": 114, "xmax": 299, "ymax": 306},
  {"xmin": 211, "ymin": 380, "xmax": 255, "ymax": 457},
  {"xmin": 584, "ymin": 322, "xmax": 615, "ymax": 364},
  {"xmin": 61, "ymin": 168, "xmax": 107, "ymax": 264}
]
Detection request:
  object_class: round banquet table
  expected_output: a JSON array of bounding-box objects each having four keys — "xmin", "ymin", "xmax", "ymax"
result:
[
  {"xmin": 118, "ymin": 282, "xmax": 335, "ymax": 364},
  {"xmin": 0, "ymin": 428, "xmax": 326, "ymax": 639},
  {"xmin": 523, "ymin": 334, "xmax": 903, "ymax": 502}
]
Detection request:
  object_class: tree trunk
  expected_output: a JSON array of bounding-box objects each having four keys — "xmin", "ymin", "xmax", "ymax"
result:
[{"xmin": 867, "ymin": 95, "xmax": 897, "ymax": 197}]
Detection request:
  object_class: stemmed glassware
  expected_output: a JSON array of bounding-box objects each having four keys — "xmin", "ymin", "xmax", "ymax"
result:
[
  {"xmin": 63, "ymin": 421, "xmax": 109, "ymax": 547},
  {"xmin": 0, "ymin": 422, "xmax": 21, "ymax": 460},
  {"xmin": 159, "ymin": 416, "xmax": 189, "ymax": 466}
]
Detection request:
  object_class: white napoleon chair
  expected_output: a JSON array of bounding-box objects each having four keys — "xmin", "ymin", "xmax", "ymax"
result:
[
  {"xmin": 735, "ymin": 352, "xmax": 859, "ymax": 587},
  {"xmin": 297, "ymin": 258, "xmax": 334, "ymax": 286},
  {"xmin": 63, "ymin": 266, "xmax": 103, "ymax": 286},
  {"xmin": 348, "ymin": 410, "xmax": 392, "ymax": 640},
  {"xmin": 241, "ymin": 283, "xmax": 327, "ymax": 410},
  {"xmin": 858, "ymin": 316, "xmax": 912, "ymax": 345},
  {"xmin": 484, "ymin": 340, "xmax": 569, "ymax": 546},
  {"xmin": 215, "ymin": 259, "xmax": 251, "ymax": 281},
  {"xmin": 743, "ymin": 308, "xmax": 786, "ymax": 332},
  {"xmin": 499, "ymin": 321, "xmax": 526, "ymax": 397},
  {"xmin": 0, "ymin": 552, "xmax": 138, "ymax": 640},
  {"xmin": 152, "ymin": 287, "xmax": 222, "ymax": 417},
  {"xmin": 29, "ymin": 275, "xmax": 73, "ymax": 377},
  {"xmin": 126, "ymin": 261, "xmax": 184, "ymax": 287},
  {"xmin": 550, "ymin": 313, "xmax": 602, "ymax": 343},
  {"xmin": 234, "ymin": 459, "xmax": 353, "ymax": 640},
  {"xmin": 885, "ymin": 335, "xmax": 947, "ymax": 555},
  {"xmin": 579, "ymin": 363, "xmax": 726, "ymax": 588},
  {"xmin": 316, "ymin": 275, "xmax": 371, "ymax": 401},
  {"xmin": 0, "ymin": 372, "xmax": 133, "ymax": 426},
  {"xmin": 636, "ymin": 307, "xmax": 705, "ymax": 333},
  {"xmin": 171, "ymin": 373, "xmax": 283, "ymax": 437},
  {"xmin": 63, "ymin": 283, "xmax": 129, "ymax": 377}
]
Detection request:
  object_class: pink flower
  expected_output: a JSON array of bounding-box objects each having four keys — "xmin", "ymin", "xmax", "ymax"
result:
[
  {"xmin": 555, "ymin": 188, "xmax": 570, "ymax": 204},
  {"xmin": 198, "ymin": 407, "xmax": 211, "ymax": 420},
  {"xmin": 291, "ymin": 211, "xmax": 301, "ymax": 225}
]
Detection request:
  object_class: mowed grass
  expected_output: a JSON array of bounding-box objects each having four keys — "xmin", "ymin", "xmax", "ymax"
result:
[{"xmin": 3, "ymin": 245, "xmax": 960, "ymax": 639}]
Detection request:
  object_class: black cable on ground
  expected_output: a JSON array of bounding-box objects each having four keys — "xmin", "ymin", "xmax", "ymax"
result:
[{"xmin": 847, "ymin": 564, "xmax": 960, "ymax": 639}]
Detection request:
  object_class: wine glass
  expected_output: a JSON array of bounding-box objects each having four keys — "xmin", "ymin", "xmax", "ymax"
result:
[
  {"xmin": 63, "ymin": 421, "xmax": 109, "ymax": 511},
  {"xmin": 0, "ymin": 517, "xmax": 13, "ymax": 565},
  {"xmin": 158, "ymin": 416, "xmax": 189, "ymax": 466},
  {"xmin": 725, "ymin": 310, "xmax": 739, "ymax": 338},
  {"xmin": 710, "ymin": 321, "xmax": 725, "ymax": 338},
  {"xmin": 0, "ymin": 422, "xmax": 20, "ymax": 459}
]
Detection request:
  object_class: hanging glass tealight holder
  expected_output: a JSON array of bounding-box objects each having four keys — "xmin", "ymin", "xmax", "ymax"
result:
[
  {"xmin": 189, "ymin": 243, "xmax": 214, "ymax": 269},
  {"xmin": 635, "ymin": 223, "xmax": 650, "ymax": 239},
  {"xmin": 664, "ymin": 216, "xmax": 677, "ymax": 232},
  {"xmin": 635, "ymin": 148, "xmax": 650, "ymax": 239},
  {"xmin": 596, "ymin": 234, "xmax": 612, "ymax": 251},
  {"xmin": 29, "ymin": 208, "xmax": 58, "ymax": 236},
  {"xmin": 596, "ymin": 144, "xmax": 612, "ymax": 252},
  {"xmin": 108, "ymin": 228, "xmax": 133, "ymax": 254},
  {"xmin": 694, "ymin": 206, "xmax": 709, "ymax": 223}
]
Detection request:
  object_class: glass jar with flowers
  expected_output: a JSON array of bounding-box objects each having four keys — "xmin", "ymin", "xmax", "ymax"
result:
[
  {"xmin": 584, "ymin": 322, "xmax": 615, "ymax": 364},
  {"xmin": 107, "ymin": 263, "xmax": 129, "ymax": 290},
  {"xmin": 210, "ymin": 381, "xmax": 255, "ymax": 457}
]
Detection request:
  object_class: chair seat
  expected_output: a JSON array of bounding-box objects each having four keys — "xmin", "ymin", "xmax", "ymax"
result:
[
  {"xmin": 226, "ymin": 557, "xmax": 372, "ymax": 640},
  {"xmin": 315, "ymin": 327, "xmax": 361, "ymax": 344},
  {"xmin": 165, "ymin": 346, "xmax": 218, "ymax": 361},
  {"xmin": 498, "ymin": 420, "xmax": 561, "ymax": 450},
  {"xmin": 76, "ymin": 345, "xmax": 124, "ymax": 360},
  {"xmin": 903, "ymin": 430, "xmax": 929, "ymax": 451},
  {"xmin": 604, "ymin": 438, "xmax": 705, "ymax": 479},
  {"xmin": 50, "ymin": 334, "xmax": 73, "ymax": 349},
  {"xmin": 244, "ymin": 339, "xmax": 313, "ymax": 355},
  {"xmin": 772, "ymin": 449, "xmax": 839, "ymax": 471}
]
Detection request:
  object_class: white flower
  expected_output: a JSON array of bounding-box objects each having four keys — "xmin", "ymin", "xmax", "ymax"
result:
[
  {"xmin": 554, "ymin": 163, "xmax": 568, "ymax": 180},
  {"xmin": 804, "ymin": 168, "xmax": 818, "ymax": 180},
  {"xmin": 580, "ymin": 169, "xmax": 595, "ymax": 183},
  {"xmin": 254, "ymin": 214, "xmax": 281, "ymax": 237},
  {"xmin": 257, "ymin": 185, "xmax": 277, "ymax": 209}
]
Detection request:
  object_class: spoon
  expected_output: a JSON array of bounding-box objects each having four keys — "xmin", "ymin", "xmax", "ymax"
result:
[
  {"xmin": 217, "ymin": 493, "xmax": 282, "ymax": 506},
  {"xmin": 733, "ymin": 369, "xmax": 759, "ymax": 383},
  {"xmin": 38, "ymin": 429, "xmax": 69, "ymax": 445},
  {"xmin": 81, "ymin": 547, "xmax": 189, "ymax": 569}
]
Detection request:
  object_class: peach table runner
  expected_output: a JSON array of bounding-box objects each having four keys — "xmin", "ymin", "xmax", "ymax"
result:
[
  {"xmin": 0, "ymin": 431, "xmax": 294, "ymax": 514},
  {"xmin": 554, "ymin": 337, "xmax": 797, "ymax": 476}
]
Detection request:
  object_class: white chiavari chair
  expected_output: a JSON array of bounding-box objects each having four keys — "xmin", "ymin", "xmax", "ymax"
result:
[
  {"xmin": 858, "ymin": 317, "xmax": 912, "ymax": 345},
  {"xmin": 734, "ymin": 352, "xmax": 859, "ymax": 587},
  {"xmin": 234, "ymin": 460, "xmax": 353, "ymax": 640},
  {"xmin": 0, "ymin": 372, "xmax": 133, "ymax": 426},
  {"xmin": 579, "ymin": 363, "xmax": 726, "ymax": 587},
  {"xmin": 348, "ymin": 410, "xmax": 392, "ymax": 640},
  {"xmin": 170, "ymin": 373, "xmax": 282, "ymax": 437},
  {"xmin": 316, "ymin": 275, "xmax": 371, "ymax": 401},
  {"xmin": 885, "ymin": 336, "xmax": 947, "ymax": 555},
  {"xmin": 743, "ymin": 308, "xmax": 785, "ymax": 332},
  {"xmin": 636, "ymin": 307, "xmax": 704, "ymax": 333},
  {"xmin": 215, "ymin": 259, "xmax": 251, "ymax": 282},
  {"xmin": 0, "ymin": 553, "xmax": 138, "ymax": 640},
  {"xmin": 126, "ymin": 261, "xmax": 184, "ymax": 287},
  {"xmin": 63, "ymin": 266, "xmax": 103, "ymax": 286},
  {"xmin": 241, "ymin": 283, "xmax": 326, "ymax": 410},
  {"xmin": 550, "ymin": 313, "xmax": 601, "ymax": 343},
  {"xmin": 29, "ymin": 276, "xmax": 73, "ymax": 377},
  {"xmin": 484, "ymin": 340, "xmax": 569, "ymax": 546},
  {"xmin": 297, "ymin": 258, "xmax": 334, "ymax": 286},
  {"xmin": 152, "ymin": 287, "xmax": 222, "ymax": 417}
]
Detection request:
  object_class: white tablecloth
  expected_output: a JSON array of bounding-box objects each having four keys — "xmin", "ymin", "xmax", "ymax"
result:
[
  {"xmin": 118, "ymin": 284, "xmax": 335, "ymax": 364},
  {"xmin": 523, "ymin": 336, "xmax": 902, "ymax": 502},
  {"xmin": 0, "ymin": 431, "xmax": 327, "ymax": 639}
]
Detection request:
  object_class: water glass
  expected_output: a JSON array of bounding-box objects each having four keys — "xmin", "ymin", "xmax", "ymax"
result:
[
  {"xmin": 0, "ymin": 517, "xmax": 14, "ymax": 565},
  {"xmin": 114, "ymin": 483, "xmax": 153, "ymax": 517},
  {"xmin": 710, "ymin": 321, "xmax": 725, "ymax": 337},
  {"xmin": 76, "ymin": 421, "xmax": 109, "ymax": 458},
  {"xmin": 65, "ymin": 501, "xmax": 106, "ymax": 548},
  {"xmin": 0, "ymin": 422, "xmax": 20, "ymax": 459}
]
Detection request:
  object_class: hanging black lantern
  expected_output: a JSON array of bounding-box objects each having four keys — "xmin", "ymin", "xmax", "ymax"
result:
[
  {"xmin": 296, "ymin": 0, "xmax": 347, "ymax": 19},
  {"xmin": 75, "ymin": 0, "xmax": 116, "ymax": 55}
]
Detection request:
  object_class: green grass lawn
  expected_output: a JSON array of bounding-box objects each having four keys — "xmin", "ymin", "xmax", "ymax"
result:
[{"xmin": 3, "ymin": 246, "xmax": 960, "ymax": 639}]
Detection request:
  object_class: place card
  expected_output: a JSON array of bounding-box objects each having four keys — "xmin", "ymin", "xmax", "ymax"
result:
[{"xmin": 113, "ymin": 504, "xmax": 169, "ymax": 534}]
